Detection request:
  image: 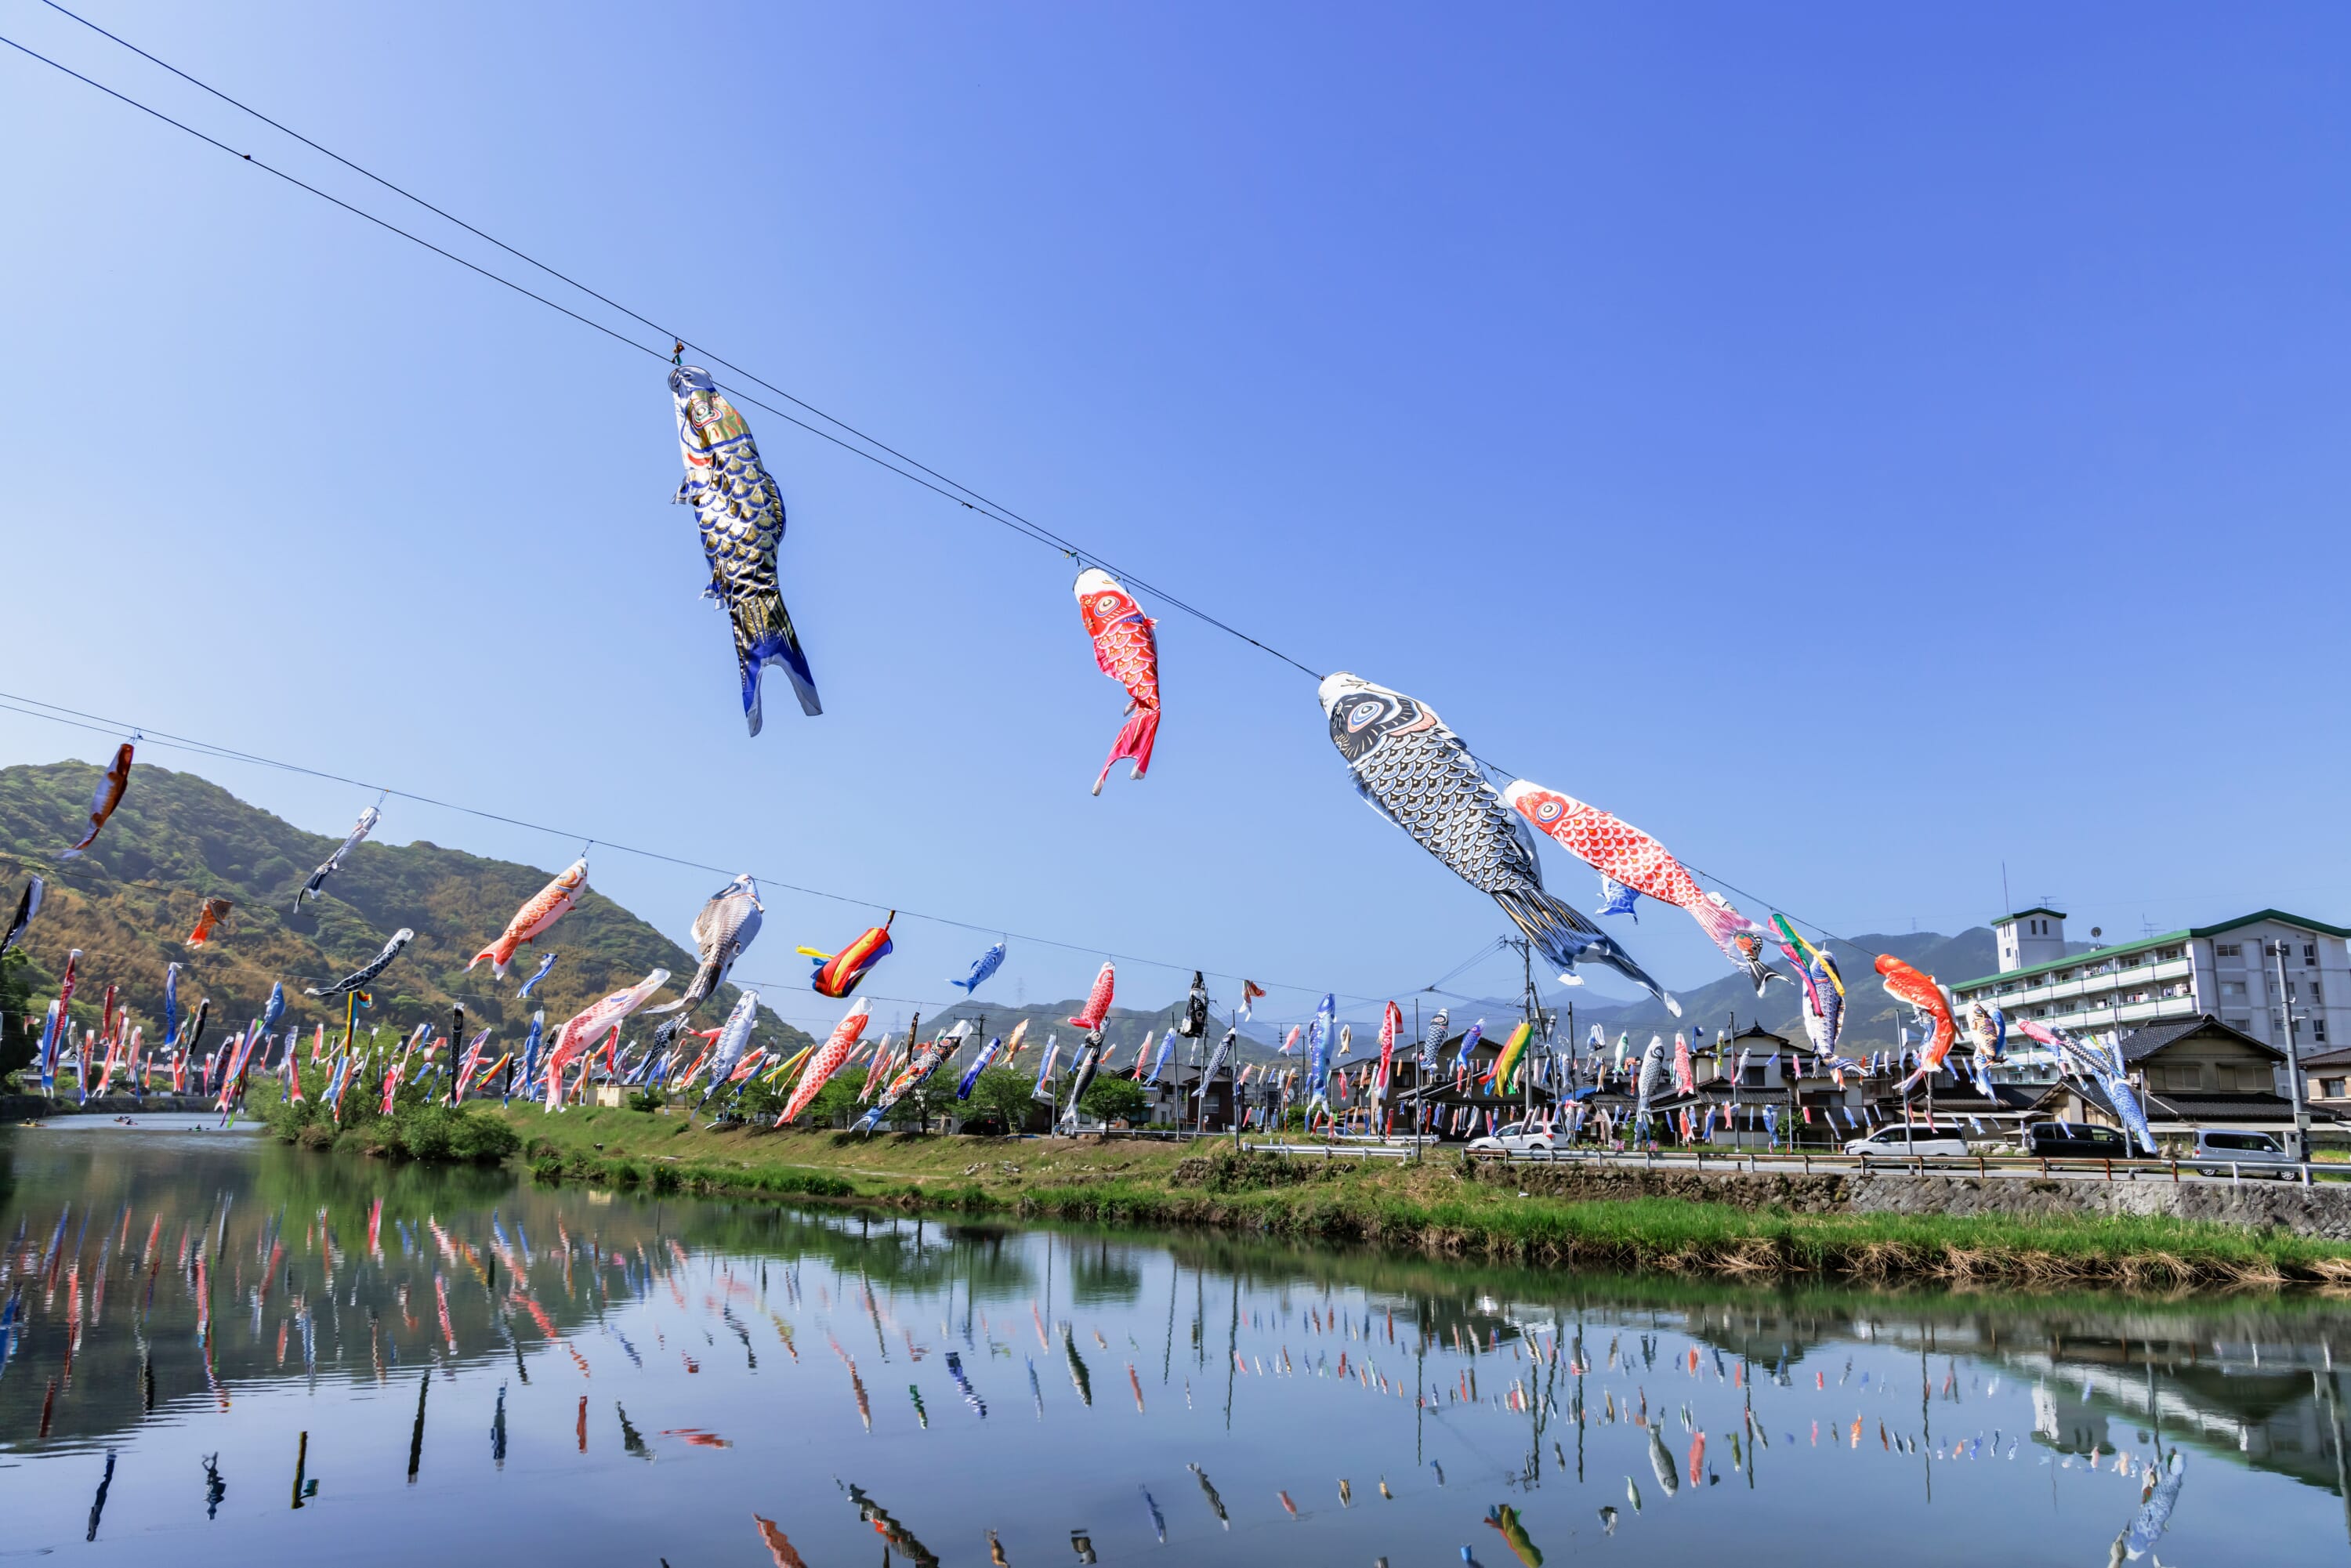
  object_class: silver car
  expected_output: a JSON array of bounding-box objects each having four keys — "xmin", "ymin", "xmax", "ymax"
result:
[{"xmin": 2190, "ymin": 1128, "xmax": 2296, "ymax": 1179}]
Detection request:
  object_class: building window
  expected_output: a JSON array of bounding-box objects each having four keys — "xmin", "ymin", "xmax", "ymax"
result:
[
  {"xmin": 2222, "ymin": 981, "xmax": 2247, "ymax": 998},
  {"xmin": 2316, "ymin": 982, "xmax": 2326, "ymax": 1005},
  {"xmin": 2217, "ymin": 943, "xmax": 2242, "ymax": 961},
  {"xmin": 2306, "ymin": 943, "xmax": 2319, "ymax": 967},
  {"xmin": 2324, "ymin": 1078, "xmax": 2347, "ymax": 1099},
  {"xmin": 2317, "ymin": 1019, "xmax": 2331, "ymax": 1044},
  {"xmin": 2226, "ymin": 1017, "xmax": 2251, "ymax": 1031}
]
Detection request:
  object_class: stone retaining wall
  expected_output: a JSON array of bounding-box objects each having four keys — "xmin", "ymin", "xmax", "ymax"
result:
[{"xmin": 1465, "ymin": 1158, "xmax": 2351, "ymax": 1240}]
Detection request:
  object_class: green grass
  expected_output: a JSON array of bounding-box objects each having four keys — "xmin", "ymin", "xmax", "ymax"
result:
[{"xmin": 491, "ymin": 1106, "xmax": 2351, "ymax": 1290}]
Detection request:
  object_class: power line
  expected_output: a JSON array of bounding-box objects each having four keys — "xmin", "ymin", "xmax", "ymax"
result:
[
  {"xmin": 0, "ymin": 685, "xmax": 1400, "ymax": 1009},
  {"xmin": 0, "ymin": 20, "xmax": 1893, "ymax": 988},
  {"xmin": 1, "ymin": 18, "xmax": 1324, "ymax": 683}
]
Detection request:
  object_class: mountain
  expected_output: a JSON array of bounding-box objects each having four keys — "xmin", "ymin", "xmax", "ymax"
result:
[
  {"xmin": 0, "ymin": 761, "xmax": 813, "ymax": 1063},
  {"xmin": 913, "ymin": 993, "xmax": 1232, "ymax": 1067},
  {"xmin": 1535, "ymin": 926, "xmax": 2001, "ymax": 1048}
]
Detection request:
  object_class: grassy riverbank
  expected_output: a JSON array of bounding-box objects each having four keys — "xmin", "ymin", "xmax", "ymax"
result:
[{"xmin": 501, "ymin": 1106, "xmax": 2351, "ymax": 1291}]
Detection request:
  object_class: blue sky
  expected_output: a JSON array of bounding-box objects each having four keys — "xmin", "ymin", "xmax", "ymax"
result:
[{"xmin": 2, "ymin": 2, "xmax": 2346, "ymax": 1034}]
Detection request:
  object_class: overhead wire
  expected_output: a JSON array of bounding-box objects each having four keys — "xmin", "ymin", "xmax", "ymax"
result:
[
  {"xmin": 0, "ymin": 686, "xmax": 1400, "ymax": 1011},
  {"xmin": 0, "ymin": 16, "xmax": 1324, "ymax": 682},
  {"xmin": 0, "ymin": 17, "xmax": 1889, "ymax": 990}
]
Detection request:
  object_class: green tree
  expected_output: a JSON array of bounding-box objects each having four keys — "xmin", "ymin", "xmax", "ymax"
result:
[
  {"xmin": 0, "ymin": 951, "xmax": 34, "ymax": 1085},
  {"xmin": 733, "ymin": 1074, "xmax": 785, "ymax": 1120},
  {"xmin": 802, "ymin": 1074, "xmax": 866, "ymax": 1128},
  {"xmin": 1081, "ymin": 1076, "xmax": 1149, "ymax": 1126},
  {"xmin": 962, "ymin": 1067, "xmax": 1038, "ymax": 1135}
]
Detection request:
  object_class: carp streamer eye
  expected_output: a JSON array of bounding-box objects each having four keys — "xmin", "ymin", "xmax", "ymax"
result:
[
  {"xmin": 1535, "ymin": 798, "xmax": 1563, "ymax": 822},
  {"xmin": 1348, "ymin": 700, "xmax": 1383, "ymax": 730},
  {"xmin": 1096, "ymin": 594, "xmax": 1121, "ymax": 614}
]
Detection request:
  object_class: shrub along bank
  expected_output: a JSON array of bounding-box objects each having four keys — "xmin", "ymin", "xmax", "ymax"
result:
[
  {"xmin": 498, "ymin": 1106, "xmax": 2351, "ymax": 1291},
  {"xmin": 251, "ymin": 1072, "xmax": 520, "ymax": 1164}
]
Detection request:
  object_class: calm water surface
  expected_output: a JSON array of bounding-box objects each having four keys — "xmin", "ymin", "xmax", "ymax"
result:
[{"xmin": 5, "ymin": 1119, "xmax": 2351, "ymax": 1565}]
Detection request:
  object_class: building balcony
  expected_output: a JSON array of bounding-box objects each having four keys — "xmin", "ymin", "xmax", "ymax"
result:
[{"xmin": 1959, "ymin": 957, "xmax": 2194, "ymax": 1011}]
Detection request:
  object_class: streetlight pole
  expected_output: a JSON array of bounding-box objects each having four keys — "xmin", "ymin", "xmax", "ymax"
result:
[{"xmin": 2271, "ymin": 939, "xmax": 2314, "ymax": 1165}]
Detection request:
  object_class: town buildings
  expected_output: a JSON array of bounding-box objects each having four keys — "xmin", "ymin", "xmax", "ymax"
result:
[{"xmin": 1952, "ymin": 907, "xmax": 2351, "ymax": 1070}]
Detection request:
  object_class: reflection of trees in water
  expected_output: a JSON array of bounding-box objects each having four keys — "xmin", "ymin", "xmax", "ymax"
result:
[
  {"xmin": 1067, "ymin": 1237, "xmax": 1144, "ymax": 1307},
  {"xmin": 720, "ymin": 1212, "xmax": 1038, "ymax": 1301}
]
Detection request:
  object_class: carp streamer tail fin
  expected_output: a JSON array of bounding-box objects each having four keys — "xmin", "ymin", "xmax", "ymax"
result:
[
  {"xmin": 1494, "ymin": 887, "xmax": 1682, "ymax": 1018},
  {"xmin": 1090, "ymin": 707, "xmax": 1160, "ymax": 795},
  {"xmin": 735, "ymin": 591, "xmax": 822, "ymax": 735},
  {"xmin": 1688, "ymin": 896, "xmax": 1776, "ymax": 995}
]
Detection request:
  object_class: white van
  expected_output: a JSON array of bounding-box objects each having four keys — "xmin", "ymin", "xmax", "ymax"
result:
[{"xmin": 1842, "ymin": 1122, "xmax": 1969, "ymax": 1159}]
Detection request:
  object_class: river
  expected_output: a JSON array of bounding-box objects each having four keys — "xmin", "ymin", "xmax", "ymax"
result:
[{"xmin": 4, "ymin": 1117, "xmax": 2349, "ymax": 1564}]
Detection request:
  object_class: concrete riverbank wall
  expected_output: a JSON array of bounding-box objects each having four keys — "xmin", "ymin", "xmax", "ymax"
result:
[{"xmin": 1464, "ymin": 1159, "xmax": 2351, "ymax": 1241}]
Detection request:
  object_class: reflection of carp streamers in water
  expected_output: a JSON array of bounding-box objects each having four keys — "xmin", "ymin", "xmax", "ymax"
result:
[
  {"xmin": 2125, "ymin": 1451, "xmax": 2186, "ymax": 1557},
  {"xmin": 1063, "ymin": 1325, "xmax": 1093, "ymax": 1406},
  {"xmin": 847, "ymin": 1358, "xmax": 871, "ymax": 1430},
  {"xmin": 490, "ymin": 1384, "xmax": 506, "ymax": 1467},
  {"xmin": 907, "ymin": 1385, "xmax": 929, "ymax": 1429},
  {"xmin": 945, "ymin": 1351, "xmax": 986, "ymax": 1418},
  {"xmin": 1484, "ymin": 1504, "xmax": 1541, "ymax": 1567},
  {"xmin": 752, "ymin": 1514, "xmax": 810, "ymax": 1568},
  {"xmin": 752, "ymin": 1514, "xmax": 809, "ymax": 1568},
  {"xmin": 1027, "ymin": 1356, "xmax": 1044, "ymax": 1419},
  {"xmin": 1189, "ymin": 1464, "xmax": 1229, "ymax": 1527},
  {"xmin": 1140, "ymin": 1486, "xmax": 1166, "ymax": 1542},
  {"xmin": 660, "ymin": 1429, "xmax": 733, "ymax": 1448},
  {"xmin": 85, "ymin": 1449, "xmax": 115, "ymax": 1542},
  {"xmin": 845, "ymin": 1484, "xmax": 939, "ymax": 1566},
  {"xmin": 1647, "ymin": 1425, "xmax": 1678, "ymax": 1496},
  {"xmin": 614, "ymin": 1404, "xmax": 651, "ymax": 1461},
  {"xmin": 406, "ymin": 1371, "xmax": 429, "ymax": 1482},
  {"xmin": 1128, "ymin": 1362, "xmax": 1146, "ymax": 1411}
]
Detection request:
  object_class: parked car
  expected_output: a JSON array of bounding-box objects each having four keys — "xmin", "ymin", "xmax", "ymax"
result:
[
  {"xmin": 1842, "ymin": 1123, "xmax": 1969, "ymax": 1158},
  {"xmin": 2020, "ymin": 1121, "xmax": 2133, "ymax": 1161},
  {"xmin": 1466, "ymin": 1121, "xmax": 1558, "ymax": 1156},
  {"xmin": 2189, "ymin": 1128, "xmax": 2297, "ymax": 1179}
]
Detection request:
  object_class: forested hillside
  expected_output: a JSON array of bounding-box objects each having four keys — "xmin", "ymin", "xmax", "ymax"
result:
[{"xmin": 0, "ymin": 761, "xmax": 812, "ymax": 1066}]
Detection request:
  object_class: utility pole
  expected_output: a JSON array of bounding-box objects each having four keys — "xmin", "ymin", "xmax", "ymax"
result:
[
  {"xmin": 2271, "ymin": 938, "xmax": 2315, "ymax": 1164},
  {"xmin": 1519, "ymin": 937, "xmax": 1538, "ymax": 1125}
]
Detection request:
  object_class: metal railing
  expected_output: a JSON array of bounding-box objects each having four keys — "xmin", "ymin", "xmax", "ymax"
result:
[{"xmin": 1237, "ymin": 1140, "xmax": 2328, "ymax": 1186}]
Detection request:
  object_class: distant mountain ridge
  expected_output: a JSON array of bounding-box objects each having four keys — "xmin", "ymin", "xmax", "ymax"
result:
[
  {"xmin": 0, "ymin": 761, "xmax": 814, "ymax": 1061},
  {"xmin": 1236, "ymin": 929, "xmax": 2008, "ymax": 1053},
  {"xmin": 1556, "ymin": 926, "xmax": 1998, "ymax": 1048}
]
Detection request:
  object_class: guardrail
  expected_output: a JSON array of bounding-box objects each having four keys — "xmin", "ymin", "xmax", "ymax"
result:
[{"xmin": 1237, "ymin": 1140, "xmax": 2325, "ymax": 1186}]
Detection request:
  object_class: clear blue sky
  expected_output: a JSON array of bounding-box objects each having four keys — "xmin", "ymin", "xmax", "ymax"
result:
[{"xmin": 2, "ymin": 2, "xmax": 2346, "ymax": 1034}]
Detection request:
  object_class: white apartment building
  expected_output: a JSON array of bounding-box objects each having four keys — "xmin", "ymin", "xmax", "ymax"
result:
[{"xmin": 1951, "ymin": 906, "xmax": 2351, "ymax": 1064}]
